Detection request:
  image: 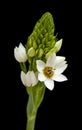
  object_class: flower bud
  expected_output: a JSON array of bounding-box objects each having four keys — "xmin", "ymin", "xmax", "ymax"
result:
[
  {"xmin": 28, "ymin": 47, "xmax": 36, "ymax": 57},
  {"xmin": 45, "ymin": 39, "xmax": 63, "ymax": 59},
  {"xmin": 21, "ymin": 71, "xmax": 38, "ymax": 87},
  {"xmin": 27, "ymin": 38, "xmax": 32, "ymax": 47},
  {"xmin": 38, "ymin": 48, "xmax": 44, "ymax": 58},
  {"xmin": 14, "ymin": 43, "xmax": 27, "ymax": 62},
  {"xmin": 45, "ymin": 48, "xmax": 56, "ymax": 59},
  {"xmin": 54, "ymin": 39, "xmax": 63, "ymax": 53},
  {"xmin": 33, "ymin": 41, "xmax": 37, "ymax": 49}
]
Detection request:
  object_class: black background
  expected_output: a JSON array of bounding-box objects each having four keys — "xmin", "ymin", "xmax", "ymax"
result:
[{"xmin": 1, "ymin": 0, "xmax": 80, "ymax": 130}]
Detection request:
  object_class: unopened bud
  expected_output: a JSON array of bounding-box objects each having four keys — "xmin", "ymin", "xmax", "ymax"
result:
[
  {"xmin": 14, "ymin": 43, "xmax": 27, "ymax": 62},
  {"xmin": 28, "ymin": 38, "xmax": 32, "ymax": 47},
  {"xmin": 38, "ymin": 48, "xmax": 44, "ymax": 58},
  {"xmin": 45, "ymin": 48, "xmax": 56, "ymax": 59},
  {"xmin": 28, "ymin": 47, "xmax": 36, "ymax": 57},
  {"xmin": 33, "ymin": 41, "xmax": 37, "ymax": 49},
  {"xmin": 54, "ymin": 39, "xmax": 63, "ymax": 52}
]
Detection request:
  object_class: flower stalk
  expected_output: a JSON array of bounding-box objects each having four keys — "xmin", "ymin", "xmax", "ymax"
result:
[
  {"xmin": 26, "ymin": 97, "xmax": 37, "ymax": 130},
  {"xmin": 26, "ymin": 113, "xmax": 37, "ymax": 130},
  {"xmin": 26, "ymin": 82, "xmax": 45, "ymax": 130}
]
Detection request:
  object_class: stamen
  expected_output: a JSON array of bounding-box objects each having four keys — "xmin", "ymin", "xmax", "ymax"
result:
[{"xmin": 43, "ymin": 66, "xmax": 54, "ymax": 78}]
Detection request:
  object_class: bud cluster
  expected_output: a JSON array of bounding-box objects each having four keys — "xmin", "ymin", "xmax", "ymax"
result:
[{"xmin": 25, "ymin": 12, "xmax": 62, "ymax": 70}]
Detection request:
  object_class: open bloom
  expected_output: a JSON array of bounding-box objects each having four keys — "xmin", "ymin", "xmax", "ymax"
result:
[
  {"xmin": 21, "ymin": 71, "xmax": 38, "ymax": 87},
  {"xmin": 36, "ymin": 53, "xmax": 68, "ymax": 90},
  {"xmin": 14, "ymin": 43, "xmax": 27, "ymax": 62}
]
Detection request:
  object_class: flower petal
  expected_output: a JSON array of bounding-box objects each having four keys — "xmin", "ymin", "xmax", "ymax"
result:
[
  {"xmin": 20, "ymin": 71, "xmax": 26, "ymax": 86},
  {"xmin": 36, "ymin": 60, "xmax": 45, "ymax": 72},
  {"xmin": 52, "ymin": 74, "xmax": 68, "ymax": 82},
  {"xmin": 55, "ymin": 56, "xmax": 66, "ymax": 66},
  {"xmin": 55, "ymin": 64, "xmax": 68, "ymax": 75},
  {"xmin": 44, "ymin": 79, "xmax": 54, "ymax": 90},
  {"xmin": 21, "ymin": 71, "xmax": 31, "ymax": 87},
  {"xmin": 30, "ymin": 71, "xmax": 38, "ymax": 86},
  {"xmin": 46, "ymin": 53, "xmax": 56, "ymax": 68},
  {"xmin": 24, "ymin": 71, "xmax": 32, "ymax": 86},
  {"xmin": 38, "ymin": 73, "xmax": 46, "ymax": 81},
  {"xmin": 55, "ymin": 61, "xmax": 67, "ymax": 68}
]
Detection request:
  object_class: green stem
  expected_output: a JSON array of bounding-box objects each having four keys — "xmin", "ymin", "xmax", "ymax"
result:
[
  {"xmin": 20, "ymin": 62, "xmax": 27, "ymax": 73},
  {"xmin": 26, "ymin": 110, "xmax": 37, "ymax": 130},
  {"xmin": 26, "ymin": 82, "xmax": 45, "ymax": 130}
]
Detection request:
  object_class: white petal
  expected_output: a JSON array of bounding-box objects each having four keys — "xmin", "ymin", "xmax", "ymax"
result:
[
  {"xmin": 55, "ymin": 61, "xmax": 67, "ymax": 68},
  {"xmin": 46, "ymin": 53, "xmax": 56, "ymax": 68},
  {"xmin": 19, "ymin": 43, "xmax": 25, "ymax": 50},
  {"xmin": 55, "ymin": 56, "xmax": 66, "ymax": 66},
  {"xmin": 36, "ymin": 60, "xmax": 45, "ymax": 72},
  {"xmin": 21, "ymin": 71, "xmax": 38, "ymax": 87},
  {"xmin": 19, "ymin": 43, "xmax": 27, "ymax": 62},
  {"xmin": 20, "ymin": 71, "xmax": 31, "ymax": 87},
  {"xmin": 25, "ymin": 71, "xmax": 32, "ymax": 86},
  {"xmin": 53, "ymin": 74, "xmax": 68, "ymax": 82},
  {"xmin": 44, "ymin": 79, "xmax": 54, "ymax": 90},
  {"xmin": 30, "ymin": 71, "xmax": 38, "ymax": 86},
  {"xmin": 14, "ymin": 47, "xmax": 20, "ymax": 62},
  {"xmin": 14, "ymin": 43, "xmax": 27, "ymax": 62},
  {"xmin": 38, "ymin": 73, "xmax": 46, "ymax": 81},
  {"xmin": 55, "ymin": 64, "xmax": 68, "ymax": 75},
  {"xmin": 20, "ymin": 71, "xmax": 26, "ymax": 86}
]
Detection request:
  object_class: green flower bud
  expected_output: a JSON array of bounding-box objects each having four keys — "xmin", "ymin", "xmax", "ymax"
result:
[
  {"xmin": 45, "ymin": 47, "xmax": 57, "ymax": 59},
  {"xmin": 38, "ymin": 48, "xmax": 44, "ymax": 58},
  {"xmin": 28, "ymin": 47, "xmax": 36, "ymax": 57},
  {"xmin": 39, "ymin": 34, "xmax": 43, "ymax": 39},
  {"xmin": 36, "ymin": 49, "xmax": 39, "ymax": 55},
  {"xmin": 47, "ymin": 41, "xmax": 55, "ymax": 48},
  {"xmin": 42, "ymin": 38, "xmax": 46, "ymax": 44},
  {"xmin": 54, "ymin": 39, "xmax": 63, "ymax": 53},
  {"xmin": 28, "ymin": 38, "xmax": 32, "ymax": 47},
  {"xmin": 37, "ymin": 38, "xmax": 40, "ymax": 44},
  {"xmin": 33, "ymin": 41, "xmax": 37, "ymax": 49}
]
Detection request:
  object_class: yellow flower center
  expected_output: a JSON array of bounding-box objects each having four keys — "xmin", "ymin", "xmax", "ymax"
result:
[{"xmin": 43, "ymin": 66, "xmax": 54, "ymax": 78}]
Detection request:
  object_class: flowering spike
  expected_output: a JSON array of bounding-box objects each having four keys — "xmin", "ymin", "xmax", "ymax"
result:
[{"xmin": 26, "ymin": 12, "xmax": 57, "ymax": 60}]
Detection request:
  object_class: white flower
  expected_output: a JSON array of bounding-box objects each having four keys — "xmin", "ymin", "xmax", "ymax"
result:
[
  {"xmin": 21, "ymin": 71, "xmax": 38, "ymax": 87},
  {"xmin": 36, "ymin": 53, "xmax": 68, "ymax": 91},
  {"xmin": 14, "ymin": 43, "xmax": 27, "ymax": 62}
]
